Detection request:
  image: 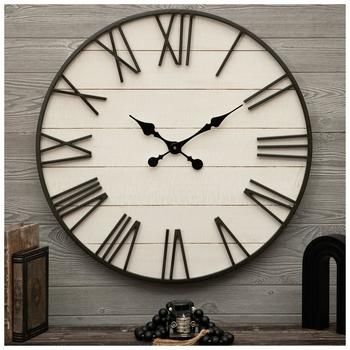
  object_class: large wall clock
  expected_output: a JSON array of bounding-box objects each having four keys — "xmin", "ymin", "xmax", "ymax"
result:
[{"xmin": 36, "ymin": 9, "xmax": 312, "ymax": 282}]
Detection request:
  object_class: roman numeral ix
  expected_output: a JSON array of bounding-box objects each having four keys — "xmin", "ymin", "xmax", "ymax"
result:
[
  {"xmin": 51, "ymin": 177, "xmax": 108, "ymax": 232},
  {"xmin": 257, "ymin": 134, "xmax": 308, "ymax": 159},
  {"xmin": 244, "ymin": 179, "xmax": 295, "ymax": 224},
  {"xmin": 53, "ymin": 75, "xmax": 107, "ymax": 115},
  {"xmin": 95, "ymin": 213, "xmax": 140, "ymax": 270},
  {"xmin": 162, "ymin": 229, "xmax": 190, "ymax": 280},
  {"xmin": 216, "ymin": 31, "xmax": 243, "ymax": 77},
  {"xmin": 94, "ymin": 27, "xmax": 141, "ymax": 83},
  {"xmin": 244, "ymin": 74, "xmax": 294, "ymax": 110},
  {"xmin": 40, "ymin": 133, "xmax": 92, "ymax": 165},
  {"xmin": 215, "ymin": 217, "xmax": 250, "ymax": 266},
  {"xmin": 155, "ymin": 14, "xmax": 194, "ymax": 66}
]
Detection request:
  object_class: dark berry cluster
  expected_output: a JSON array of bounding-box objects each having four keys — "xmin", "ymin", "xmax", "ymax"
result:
[
  {"xmin": 192, "ymin": 309, "xmax": 234, "ymax": 345},
  {"xmin": 199, "ymin": 324, "xmax": 234, "ymax": 346},
  {"xmin": 134, "ymin": 308, "xmax": 169, "ymax": 342},
  {"xmin": 134, "ymin": 305, "xmax": 234, "ymax": 345}
]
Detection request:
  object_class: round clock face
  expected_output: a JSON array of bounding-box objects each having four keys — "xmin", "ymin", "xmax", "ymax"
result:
[{"xmin": 37, "ymin": 10, "xmax": 312, "ymax": 282}]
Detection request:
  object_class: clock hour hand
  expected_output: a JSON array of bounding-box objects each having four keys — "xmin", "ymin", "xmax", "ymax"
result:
[
  {"xmin": 148, "ymin": 150, "xmax": 203, "ymax": 170},
  {"xmin": 176, "ymin": 104, "xmax": 243, "ymax": 149},
  {"xmin": 180, "ymin": 151, "xmax": 203, "ymax": 170},
  {"xmin": 148, "ymin": 151, "xmax": 170, "ymax": 167},
  {"xmin": 130, "ymin": 115, "xmax": 203, "ymax": 170},
  {"xmin": 129, "ymin": 115, "xmax": 173, "ymax": 149}
]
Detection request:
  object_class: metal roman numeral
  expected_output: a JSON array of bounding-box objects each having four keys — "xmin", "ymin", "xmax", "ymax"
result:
[
  {"xmin": 257, "ymin": 134, "xmax": 308, "ymax": 159},
  {"xmin": 53, "ymin": 75, "xmax": 107, "ymax": 115},
  {"xmin": 155, "ymin": 14, "xmax": 194, "ymax": 66},
  {"xmin": 215, "ymin": 217, "xmax": 250, "ymax": 266},
  {"xmin": 162, "ymin": 229, "xmax": 189, "ymax": 280},
  {"xmin": 95, "ymin": 213, "xmax": 140, "ymax": 270},
  {"xmin": 51, "ymin": 177, "xmax": 108, "ymax": 231},
  {"xmin": 94, "ymin": 27, "xmax": 141, "ymax": 83},
  {"xmin": 40, "ymin": 133, "xmax": 92, "ymax": 165},
  {"xmin": 244, "ymin": 179, "xmax": 295, "ymax": 224},
  {"xmin": 216, "ymin": 31, "xmax": 243, "ymax": 77},
  {"xmin": 244, "ymin": 74, "xmax": 294, "ymax": 110}
]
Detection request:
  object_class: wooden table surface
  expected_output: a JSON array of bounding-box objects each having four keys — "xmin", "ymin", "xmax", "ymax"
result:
[{"xmin": 15, "ymin": 325, "xmax": 345, "ymax": 345}]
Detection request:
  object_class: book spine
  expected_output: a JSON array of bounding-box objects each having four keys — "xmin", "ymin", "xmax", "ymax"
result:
[
  {"xmin": 12, "ymin": 261, "xmax": 24, "ymax": 336},
  {"xmin": 5, "ymin": 224, "xmax": 39, "ymax": 343}
]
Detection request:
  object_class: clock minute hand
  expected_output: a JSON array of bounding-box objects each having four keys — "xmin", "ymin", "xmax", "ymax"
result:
[
  {"xmin": 176, "ymin": 104, "xmax": 243, "ymax": 149},
  {"xmin": 129, "ymin": 115, "xmax": 173, "ymax": 148}
]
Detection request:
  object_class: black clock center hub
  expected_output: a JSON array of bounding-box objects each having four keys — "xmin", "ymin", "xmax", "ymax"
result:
[{"xmin": 169, "ymin": 143, "xmax": 181, "ymax": 154}]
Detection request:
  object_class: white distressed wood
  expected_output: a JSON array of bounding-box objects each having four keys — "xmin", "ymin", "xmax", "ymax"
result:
[
  {"xmin": 85, "ymin": 242, "xmax": 262, "ymax": 279},
  {"xmin": 40, "ymin": 128, "xmax": 308, "ymax": 167},
  {"xmin": 86, "ymin": 14, "xmax": 264, "ymax": 52},
  {"xmin": 43, "ymin": 167, "xmax": 305, "ymax": 206},
  {"xmin": 57, "ymin": 51, "xmax": 286, "ymax": 89},
  {"xmin": 42, "ymin": 89, "xmax": 306, "ymax": 129},
  {"xmin": 5, "ymin": 72, "xmax": 344, "ymax": 134},
  {"xmin": 70, "ymin": 206, "xmax": 283, "ymax": 244}
]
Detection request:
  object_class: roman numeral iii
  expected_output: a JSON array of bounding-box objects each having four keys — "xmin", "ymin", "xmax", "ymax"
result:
[
  {"xmin": 95, "ymin": 213, "xmax": 140, "ymax": 270},
  {"xmin": 244, "ymin": 74, "xmax": 294, "ymax": 110},
  {"xmin": 215, "ymin": 217, "xmax": 250, "ymax": 265},
  {"xmin": 155, "ymin": 14, "xmax": 194, "ymax": 66},
  {"xmin": 40, "ymin": 133, "xmax": 92, "ymax": 165},
  {"xmin": 257, "ymin": 134, "xmax": 308, "ymax": 159},
  {"xmin": 51, "ymin": 177, "xmax": 108, "ymax": 232},
  {"xmin": 244, "ymin": 179, "xmax": 295, "ymax": 223},
  {"xmin": 162, "ymin": 229, "xmax": 190, "ymax": 280},
  {"xmin": 53, "ymin": 74, "xmax": 107, "ymax": 115},
  {"xmin": 94, "ymin": 27, "xmax": 141, "ymax": 83}
]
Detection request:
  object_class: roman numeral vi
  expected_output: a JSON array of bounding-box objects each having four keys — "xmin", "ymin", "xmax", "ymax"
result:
[{"xmin": 162, "ymin": 229, "xmax": 190, "ymax": 280}]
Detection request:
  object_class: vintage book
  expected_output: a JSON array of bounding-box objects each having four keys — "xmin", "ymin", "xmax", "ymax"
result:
[
  {"xmin": 12, "ymin": 246, "xmax": 48, "ymax": 342},
  {"xmin": 4, "ymin": 223, "xmax": 39, "ymax": 344}
]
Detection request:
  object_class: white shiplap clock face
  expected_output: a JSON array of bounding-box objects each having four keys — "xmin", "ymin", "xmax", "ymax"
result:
[{"xmin": 37, "ymin": 10, "xmax": 312, "ymax": 282}]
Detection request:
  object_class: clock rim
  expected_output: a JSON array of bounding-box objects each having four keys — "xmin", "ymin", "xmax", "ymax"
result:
[{"xmin": 36, "ymin": 8, "xmax": 313, "ymax": 283}]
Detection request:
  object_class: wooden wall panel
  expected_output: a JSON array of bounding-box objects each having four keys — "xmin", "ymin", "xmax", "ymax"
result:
[
  {"xmin": 5, "ymin": 4, "xmax": 345, "ymax": 325},
  {"xmin": 5, "ymin": 38, "xmax": 345, "ymax": 74},
  {"xmin": 5, "ymin": 5, "xmax": 345, "ymax": 38}
]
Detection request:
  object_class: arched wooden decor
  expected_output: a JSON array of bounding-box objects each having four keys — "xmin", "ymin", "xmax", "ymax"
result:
[{"xmin": 302, "ymin": 235, "xmax": 345, "ymax": 334}]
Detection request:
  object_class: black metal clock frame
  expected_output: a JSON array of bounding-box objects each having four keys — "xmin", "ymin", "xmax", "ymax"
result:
[{"xmin": 36, "ymin": 9, "xmax": 313, "ymax": 283}]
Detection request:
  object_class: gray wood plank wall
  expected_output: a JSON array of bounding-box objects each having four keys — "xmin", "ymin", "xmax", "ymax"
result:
[{"xmin": 5, "ymin": 4, "xmax": 345, "ymax": 326}]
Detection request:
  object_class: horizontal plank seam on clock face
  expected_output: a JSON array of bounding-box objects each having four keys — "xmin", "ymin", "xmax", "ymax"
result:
[
  {"xmin": 41, "ymin": 204, "xmax": 298, "ymax": 207},
  {"xmin": 41, "ymin": 166, "xmax": 306, "ymax": 168}
]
